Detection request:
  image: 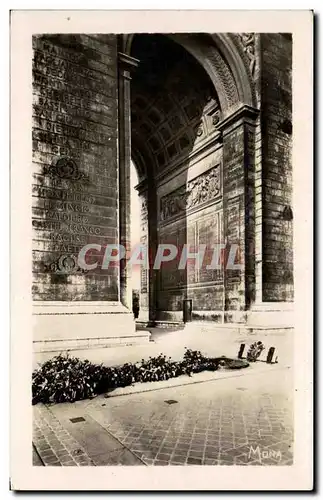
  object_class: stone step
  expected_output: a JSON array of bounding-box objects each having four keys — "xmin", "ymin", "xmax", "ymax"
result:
[
  {"xmin": 33, "ymin": 330, "xmax": 151, "ymax": 353},
  {"xmin": 153, "ymin": 321, "xmax": 185, "ymax": 329},
  {"xmin": 183, "ymin": 322, "xmax": 293, "ymax": 336}
]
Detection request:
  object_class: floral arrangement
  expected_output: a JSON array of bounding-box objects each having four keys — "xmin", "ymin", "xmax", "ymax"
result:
[
  {"xmin": 246, "ymin": 341, "xmax": 265, "ymax": 362},
  {"xmin": 32, "ymin": 349, "xmax": 249, "ymax": 405}
]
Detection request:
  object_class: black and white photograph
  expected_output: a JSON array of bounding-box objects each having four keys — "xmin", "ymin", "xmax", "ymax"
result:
[{"xmin": 10, "ymin": 10, "xmax": 313, "ymax": 491}]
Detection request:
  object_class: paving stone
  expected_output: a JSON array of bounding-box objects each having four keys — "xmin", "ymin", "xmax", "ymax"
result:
[
  {"xmin": 187, "ymin": 457, "xmax": 203, "ymax": 465},
  {"xmin": 204, "ymin": 459, "xmax": 217, "ymax": 465},
  {"xmin": 32, "ymin": 446, "xmax": 44, "ymax": 466},
  {"xmin": 163, "ymin": 440, "xmax": 177, "ymax": 447},
  {"xmin": 188, "ymin": 450, "xmax": 204, "ymax": 459},
  {"xmin": 55, "ymin": 451, "xmax": 71, "ymax": 460},
  {"xmin": 33, "ymin": 405, "xmax": 95, "ymax": 467},
  {"xmin": 172, "ymin": 454, "xmax": 187, "ymax": 463},
  {"xmin": 33, "ymin": 368, "xmax": 293, "ymax": 467},
  {"xmin": 102, "ymin": 448, "xmax": 143, "ymax": 466},
  {"xmin": 77, "ymin": 460, "xmax": 95, "ymax": 466},
  {"xmin": 159, "ymin": 445, "xmax": 175, "ymax": 453},
  {"xmin": 205, "ymin": 446, "xmax": 219, "ymax": 454},
  {"xmin": 156, "ymin": 452, "xmax": 172, "ymax": 461},
  {"xmin": 37, "ymin": 444, "xmax": 51, "ymax": 452},
  {"xmin": 40, "ymin": 450, "xmax": 57, "ymax": 459},
  {"xmin": 175, "ymin": 444, "xmax": 191, "ymax": 453},
  {"xmin": 42, "ymin": 456, "xmax": 60, "ymax": 465}
]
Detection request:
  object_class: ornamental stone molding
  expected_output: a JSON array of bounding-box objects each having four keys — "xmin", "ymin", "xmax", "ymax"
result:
[
  {"xmin": 43, "ymin": 156, "xmax": 89, "ymax": 183},
  {"xmin": 44, "ymin": 254, "xmax": 88, "ymax": 275},
  {"xmin": 238, "ymin": 33, "xmax": 256, "ymax": 78}
]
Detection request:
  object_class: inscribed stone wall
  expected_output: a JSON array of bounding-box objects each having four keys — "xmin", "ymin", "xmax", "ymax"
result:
[
  {"xmin": 261, "ymin": 33, "xmax": 293, "ymax": 302},
  {"xmin": 157, "ymin": 161, "xmax": 223, "ymax": 315},
  {"xmin": 32, "ymin": 34, "xmax": 119, "ymax": 301}
]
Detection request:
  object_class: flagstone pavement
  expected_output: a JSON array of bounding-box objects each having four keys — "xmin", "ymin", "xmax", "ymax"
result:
[{"xmin": 33, "ymin": 365, "xmax": 293, "ymax": 466}]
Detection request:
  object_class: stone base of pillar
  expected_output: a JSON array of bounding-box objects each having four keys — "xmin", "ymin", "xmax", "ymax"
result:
[
  {"xmin": 183, "ymin": 302, "xmax": 294, "ymax": 335},
  {"xmin": 136, "ymin": 320, "xmax": 156, "ymax": 328},
  {"xmin": 33, "ymin": 301, "xmax": 150, "ymax": 353},
  {"xmin": 246, "ymin": 302, "xmax": 294, "ymax": 327},
  {"xmin": 184, "ymin": 321, "xmax": 293, "ymax": 337},
  {"xmin": 157, "ymin": 311, "xmax": 183, "ymax": 323},
  {"xmin": 137, "ymin": 308, "xmax": 152, "ymax": 328}
]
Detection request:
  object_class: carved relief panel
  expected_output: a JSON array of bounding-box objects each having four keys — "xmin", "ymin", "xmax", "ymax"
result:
[
  {"xmin": 238, "ymin": 33, "xmax": 256, "ymax": 79},
  {"xmin": 160, "ymin": 164, "xmax": 221, "ymax": 223}
]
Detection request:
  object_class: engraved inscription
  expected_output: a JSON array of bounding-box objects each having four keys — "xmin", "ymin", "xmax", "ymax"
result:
[{"xmin": 32, "ymin": 34, "xmax": 119, "ymax": 300}]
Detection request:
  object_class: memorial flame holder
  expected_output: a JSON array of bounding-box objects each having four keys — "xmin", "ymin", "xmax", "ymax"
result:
[{"xmin": 237, "ymin": 342, "xmax": 278, "ymax": 364}]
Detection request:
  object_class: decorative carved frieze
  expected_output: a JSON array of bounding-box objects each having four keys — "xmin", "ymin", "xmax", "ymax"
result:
[
  {"xmin": 44, "ymin": 254, "xmax": 88, "ymax": 274},
  {"xmin": 238, "ymin": 33, "xmax": 256, "ymax": 78},
  {"xmin": 43, "ymin": 156, "xmax": 89, "ymax": 183},
  {"xmin": 139, "ymin": 195, "xmax": 149, "ymax": 234},
  {"xmin": 174, "ymin": 34, "xmax": 239, "ymax": 108},
  {"xmin": 140, "ymin": 196, "xmax": 148, "ymax": 215},
  {"xmin": 160, "ymin": 165, "xmax": 221, "ymax": 222},
  {"xmin": 212, "ymin": 111, "xmax": 221, "ymax": 126},
  {"xmin": 206, "ymin": 48, "xmax": 239, "ymax": 107}
]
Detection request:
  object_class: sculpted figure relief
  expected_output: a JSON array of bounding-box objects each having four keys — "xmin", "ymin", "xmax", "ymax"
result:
[
  {"xmin": 239, "ymin": 33, "xmax": 256, "ymax": 78},
  {"xmin": 160, "ymin": 165, "xmax": 221, "ymax": 221}
]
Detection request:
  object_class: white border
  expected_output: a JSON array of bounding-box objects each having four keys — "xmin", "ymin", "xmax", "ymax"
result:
[{"xmin": 10, "ymin": 10, "xmax": 313, "ymax": 491}]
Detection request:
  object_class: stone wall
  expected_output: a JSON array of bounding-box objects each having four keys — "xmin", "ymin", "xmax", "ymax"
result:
[
  {"xmin": 156, "ymin": 145, "xmax": 223, "ymax": 322},
  {"xmin": 260, "ymin": 33, "xmax": 293, "ymax": 302},
  {"xmin": 32, "ymin": 34, "xmax": 119, "ymax": 301},
  {"xmin": 30, "ymin": 32, "xmax": 294, "ymax": 339},
  {"xmin": 133, "ymin": 32, "xmax": 293, "ymax": 324}
]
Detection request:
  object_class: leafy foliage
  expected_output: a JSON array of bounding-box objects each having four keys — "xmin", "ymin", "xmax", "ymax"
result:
[{"xmin": 32, "ymin": 349, "xmax": 249, "ymax": 405}]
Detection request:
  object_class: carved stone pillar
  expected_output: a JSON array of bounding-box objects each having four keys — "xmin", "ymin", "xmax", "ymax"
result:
[
  {"xmin": 138, "ymin": 191, "xmax": 149, "ymax": 323},
  {"xmin": 217, "ymin": 104, "xmax": 259, "ymax": 322},
  {"xmin": 118, "ymin": 52, "xmax": 139, "ymax": 310},
  {"xmin": 148, "ymin": 182, "xmax": 158, "ymax": 323},
  {"xmin": 137, "ymin": 182, "xmax": 158, "ymax": 326}
]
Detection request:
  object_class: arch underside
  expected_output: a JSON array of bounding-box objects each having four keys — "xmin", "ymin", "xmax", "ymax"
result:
[
  {"xmin": 124, "ymin": 32, "xmax": 256, "ymax": 112},
  {"xmin": 130, "ymin": 34, "xmax": 222, "ymax": 181},
  {"xmin": 127, "ymin": 32, "xmax": 256, "ymax": 181}
]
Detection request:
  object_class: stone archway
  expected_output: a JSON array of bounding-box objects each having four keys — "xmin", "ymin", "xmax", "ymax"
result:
[
  {"xmin": 123, "ymin": 33, "xmax": 256, "ymax": 114},
  {"xmin": 31, "ymin": 32, "xmax": 293, "ymax": 354},
  {"xmin": 119, "ymin": 33, "xmax": 259, "ymax": 327}
]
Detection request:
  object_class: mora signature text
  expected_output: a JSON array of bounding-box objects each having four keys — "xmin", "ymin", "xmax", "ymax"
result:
[{"xmin": 248, "ymin": 446, "xmax": 282, "ymax": 463}]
